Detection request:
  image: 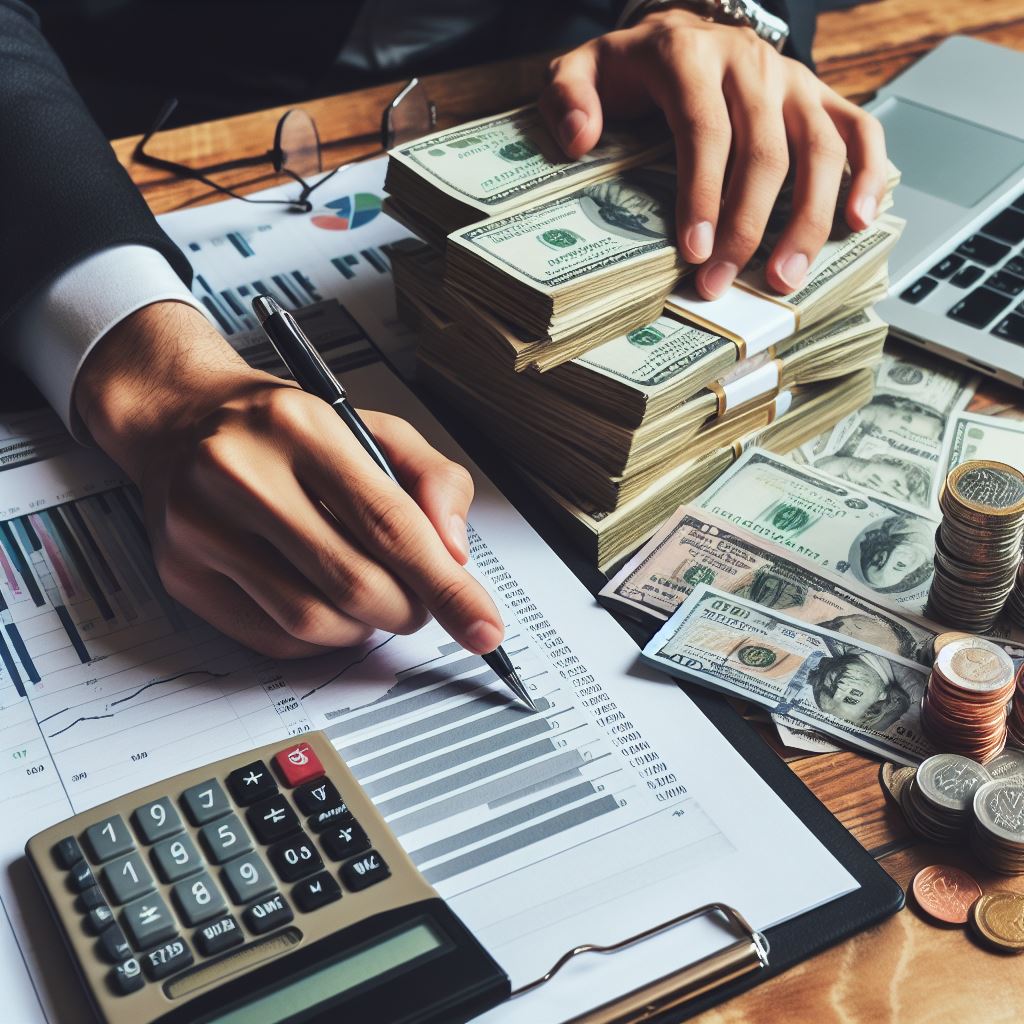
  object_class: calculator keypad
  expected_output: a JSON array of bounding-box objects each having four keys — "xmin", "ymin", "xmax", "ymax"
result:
[{"xmin": 44, "ymin": 736, "xmax": 400, "ymax": 1006}]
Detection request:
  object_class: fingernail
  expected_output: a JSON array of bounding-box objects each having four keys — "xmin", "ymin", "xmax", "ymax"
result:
[
  {"xmin": 449, "ymin": 513, "xmax": 469, "ymax": 563},
  {"xmin": 559, "ymin": 109, "xmax": 588, "ymax": 151},
  {"xmin": 700, "ymin": 261, "xmax": 737, "ymax": 298},
  {"xmin": 856, "ymin": 194, "xmax": 877, "ymax": 226},
  {"xmin": 465, "ymin": 619, "xmax": 503, "ymax": 655},
  {"xmin": 685, "ymin": 221, "xmax": 714, "ymax": 262},
  {"xmin": 778, "ymin": 251, "xmax": 809, "ymax": 291}
]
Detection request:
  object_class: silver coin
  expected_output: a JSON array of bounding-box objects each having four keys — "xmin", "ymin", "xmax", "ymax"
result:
[
  {"xmin": 986, "ymin": 747, "xmax": 1024, "ymax": 783},
  {"xmin": 973, "ymin": 779, "xmax": 1024, "ymax": 844},
  {"xmin": 917, "ymin": 753, "xmax": 992, "ymax": 812}
]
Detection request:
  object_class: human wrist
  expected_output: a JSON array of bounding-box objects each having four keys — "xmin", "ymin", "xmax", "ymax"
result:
[{"xmin": 75, "ymin": 301, "xmax": 262, "ymax": 479}]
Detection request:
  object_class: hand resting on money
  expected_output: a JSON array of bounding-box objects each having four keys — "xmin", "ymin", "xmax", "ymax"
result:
[{"xmin": 538, "ymin": 7, "xmax": 888, "ymax": 301}]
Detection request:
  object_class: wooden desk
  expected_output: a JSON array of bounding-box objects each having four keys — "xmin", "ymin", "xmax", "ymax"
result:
[{"xmin": 113, "ymin": 2, "xmax": 1024, "ymax": 1019}]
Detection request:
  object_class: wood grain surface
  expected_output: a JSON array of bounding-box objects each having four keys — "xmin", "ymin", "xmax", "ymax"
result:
[{"xmin": 111, "ymin": 2, "xmax": 1024, "ymax": 1019}]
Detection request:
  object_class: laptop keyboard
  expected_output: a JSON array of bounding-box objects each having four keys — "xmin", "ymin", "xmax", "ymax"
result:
[{"xmin": 900, "ymin": 191, "xmax": 1024, "ymax": 345}]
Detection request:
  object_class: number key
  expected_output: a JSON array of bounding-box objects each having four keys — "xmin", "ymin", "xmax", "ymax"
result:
[
  {"xmin": 199, "ymin": 814, "xmax": 251, "ymax": 864},
  {"xmin": 151, "ymin": 834, "xmax": 202, "ymax": 883},
  {"xmin": 267, "ymin": 831, "xmax": 323, "ymax": 883},
  {"xmin": 132, "ymin": 798, "xmax": 182, "ymax": 844},
  {"xmin": 84, "ymin": 815, "xmax": 134, "ymax": 863},
  {"xmin": 103, "ymin": 851, "xmax": 155, "ymax": 905},
  {"xmin": 172, "ymin": 871, "xmax": 226, "ymax": 926},
  {"xmin": 181, "ymin": 779, "xmax": 230, "ymax": 825},
  {"xmin": 221, "ymin": 851, "xmax": 275, "ymax": 905}
]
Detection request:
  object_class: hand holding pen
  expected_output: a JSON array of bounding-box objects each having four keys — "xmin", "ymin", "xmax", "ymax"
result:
[{"xmin": 253, "ymin": 296, "xmax": 535, "ymax": 709}]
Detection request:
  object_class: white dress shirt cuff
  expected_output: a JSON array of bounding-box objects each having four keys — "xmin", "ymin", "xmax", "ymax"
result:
[{"xmin": 7, "ymin": 245, "xmax": 208, "ymax": 443}]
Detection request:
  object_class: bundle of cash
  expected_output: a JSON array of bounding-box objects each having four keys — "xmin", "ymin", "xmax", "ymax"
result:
[
  {"xmin": 386, "ymin": 106, "xmax": 903, "ymax": 570},
  {"xmin": 927, "ymin": 460, "xmax": 1024, "ymax": 631}
]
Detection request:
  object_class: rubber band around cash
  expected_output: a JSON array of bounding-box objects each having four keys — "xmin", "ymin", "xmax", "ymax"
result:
[
  {"xmin": 709, "ymin": 358, "xmax": 783, "ymax": 418},
  {"xmin": 729, "ymin": 390, "xmax": 792, "ymax": 459}
]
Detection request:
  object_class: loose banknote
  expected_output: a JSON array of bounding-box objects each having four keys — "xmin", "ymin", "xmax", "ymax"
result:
[
  {"xmin": 942, "ymin": 411, "xmax": 1024, "ymax": 478},
  {"xmin": 599, "ymin": 505, "xmax": 937, "ymax": 662},
  {"xmin": 642, "ymin": 585, "xmax": 936, "ymax": 765},
  {"xmin": 792, "ymin": 350, "xmax": 976, "ymax": 511},
  {"xmin": 692, "ymin": 449, "xmax": 939, "ymax": 614}
]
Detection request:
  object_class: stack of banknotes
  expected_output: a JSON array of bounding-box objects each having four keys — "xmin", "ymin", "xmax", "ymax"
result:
[{"xmin": 386, "ymin": 106, "xmax": 904, "ymax": 568}]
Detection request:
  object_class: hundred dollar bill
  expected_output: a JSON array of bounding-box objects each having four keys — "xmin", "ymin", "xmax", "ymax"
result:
[
  {"xmin": 384, "ymin": 106, "xmax": 669, "ymax": 235},
  {"xmin": 943, "ymin": 410, "xmax": 1024, "ymax": 477},
  {"xmin": 794, "ymin": 350, "xmax": 976, "ymax": 510},
  {"xmin": 773, "ymin": 717, "xmax": 843, "ymax": 754},
  {"xmin": 599, "ymin": 505, "xmax": 938, "ymax": 661},
  {"xmin": 693, "ymin": 449, "xmax": 939, "ymax": 614},
  {"xmin": 642, "ymin": 585, "xmax": 935, "ymax": 765}
]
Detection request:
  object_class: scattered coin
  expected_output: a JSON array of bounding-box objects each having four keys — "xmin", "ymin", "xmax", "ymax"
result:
[
  {"xmin": 969, "ymin": 892, "xmax": 1024, "ymax": 953},
  {"xmin": 911, "ymin": 864, "xmax": 983, "ymax": 925}
]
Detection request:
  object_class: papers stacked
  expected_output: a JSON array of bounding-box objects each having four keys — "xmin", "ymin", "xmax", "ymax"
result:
[{"xmin": 386, "ymin": 107, "xmax": 902, "ymax": 569}]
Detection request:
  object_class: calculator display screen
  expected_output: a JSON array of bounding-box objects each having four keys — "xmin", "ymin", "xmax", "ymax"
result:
[{"xmin": 208, "ymin": 921, "xmax": 447, "ymax": 1024}]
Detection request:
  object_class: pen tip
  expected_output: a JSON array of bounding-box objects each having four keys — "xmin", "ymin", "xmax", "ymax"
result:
[
  {"xmin": 251, "ymin": 294, "xmax": 283, "ymax": 325},
  {"xmin": 504, "ymin": 668, "xmax": 538, "ymax": 711}
]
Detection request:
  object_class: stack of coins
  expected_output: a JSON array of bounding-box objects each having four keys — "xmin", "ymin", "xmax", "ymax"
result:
[
  {"xmin": 927, "ymin": 460, "xmax": 1024, "ymax": 632},
  {"xmin": 900, "ymin": 753, "xmax": 992, "ymax": 843},
  {"xmin": 1007, "ymin": 664, "xmax": 1024, "ymax": 750},
  {"xmin": 920, "ymin": 636, "xmax": 1016, "ymax": 761},
  {"xmin": 971, "ymin": 777, "xmax": 1024, "ymax": 874},
  {"xmin": 1005, "ymin": 562, "xmax": 1024, "ymax": 628}
]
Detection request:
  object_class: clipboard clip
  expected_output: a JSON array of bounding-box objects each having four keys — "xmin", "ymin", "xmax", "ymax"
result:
[{"xmin": 510, "ymin": 902, "xmax": 769, "ymax": 1024}]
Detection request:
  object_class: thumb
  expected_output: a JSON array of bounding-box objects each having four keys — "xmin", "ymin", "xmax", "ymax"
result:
[
  {"xmin": 360, "ymin": 410, "xmax": 474, "ymax": 565},
  {"xmin": 539, "ymin": 47, "xmax": 604, "ymax": 158}
]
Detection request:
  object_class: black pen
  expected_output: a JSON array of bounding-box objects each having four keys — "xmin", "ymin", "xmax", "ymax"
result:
[{"xmin": 252, "ymin": 295, "xmax": 536, "ymax": 711}]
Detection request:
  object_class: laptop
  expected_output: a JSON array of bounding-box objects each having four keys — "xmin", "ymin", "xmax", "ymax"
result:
[{"xmin": 869, "ymin": 35, "xmax": 1024, "ymax": 388}]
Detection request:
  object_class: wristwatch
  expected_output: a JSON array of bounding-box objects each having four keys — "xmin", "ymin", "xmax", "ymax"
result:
[{"xmin": 625, "ymin": 0, "xmax": 790, "ymax": 52}]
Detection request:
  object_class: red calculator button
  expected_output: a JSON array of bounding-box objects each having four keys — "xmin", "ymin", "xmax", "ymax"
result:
[{"xmin": 274, "ymin": 743, "xmax": 324, "ymax": 787}]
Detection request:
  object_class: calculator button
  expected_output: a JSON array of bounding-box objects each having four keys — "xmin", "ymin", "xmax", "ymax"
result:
[
  {"xmin": 341, "ymin": 851, "xmax": 390, "ymax": 892},
  {"xmin": 78, "ymin": 885, "xmax": 107, "ymax": 912},
  {"xmin": 103, "ymin": 851, "xmax": 155, "ymax": 905},
  {"xmin": 222, "ymin": 851, "xmax": 275, "ymax": 905},
  {"xmin": 306, "ymin": 803, "xmax": 354, "ymax": 833},
  {"xmin": 273, "ymin": 742, "xmax": 324, "ymax": 787},
  {"xmin": 194, "ymin": 914, "xmax": 244, "ymax": 956},
  {"xmin": 132, "ymin": 798, "xmax": 182, "ymax": 844},
  {"xmin": 293, "ymin": 777, "xmax": 341, "ymax": 815},
  {"xmin": 292, "ymin": 872, "xmax": 341, "ymax": 913},
  {"xmin": 227, "ymin": 760, "xmax": 278, "ymax": 805},
  {"xmin": 151, "ymin": 834, "xmax": 203, "ymax": 883},
  {"xmin": 268, "ymin": 832, "xmax": 324, "ymax": 883},
  {"xmin": 172, "ymin": 871, "xmax": 227, "ymax": 927},
  {"xmin": 243, "ymin": 893, "xmax": 294, "ymax": 935},
  {"xmin": 321, "ymin": 821, "xmax": 370, "ymax": 862},
  {"xmin": 98, "ymin": 923, "xmax": 133, "ymax": 963},
  {"xmin": 246, "ymin": 796, "xmax": 300, "ymax": 844},
  {"xmin": 110, "ymin": 958, "xmax": 144, "ymax": 996},
  {"xmin": 142, "ymin": 937, "xmax": 193, "ymax": 981},
  {"xmin": 121, "ymin": 893, "xmax": 176, "ymax": 950},
  {"xmin": 199, "ymin": 814, "xmax": 252, "ymax": 864},
  {"xmin": 69, "ymin": 862, "xmax": 96, "ymax": 893},
  {"xmin": 54, "ymin": 836, "xmax": 83, "ymax": 870},
  {"xmin": 88, "ymin": 904, "xmax": 116, "ymax": 934},
  {"xmin": 181, "ymin": 779, "xmax": 231, "ymax": 825},
  {"xmin": 83, "ymin": 815, "xmax": 134, "ymax": 863}
]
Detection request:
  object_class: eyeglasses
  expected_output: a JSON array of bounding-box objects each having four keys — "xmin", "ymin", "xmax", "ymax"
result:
[{"xmin": 134, "ymin": 78, "xmax": 438, "ymax": 213}]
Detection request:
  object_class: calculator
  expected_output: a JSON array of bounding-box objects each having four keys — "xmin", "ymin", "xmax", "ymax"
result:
[{"xmin": 26, "ymin": 731, "xmax": 509, "ymax": 1024}]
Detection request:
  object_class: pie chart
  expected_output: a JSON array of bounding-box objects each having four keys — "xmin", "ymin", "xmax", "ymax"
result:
[{"xmin": 311, "ymin": 193, "xmax": 382, "ymax": 231}]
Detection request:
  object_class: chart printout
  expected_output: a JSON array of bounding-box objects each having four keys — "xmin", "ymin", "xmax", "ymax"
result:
[{"xmin": 0, "ymin": 357, "xmax": 856, "ymax": 1022}]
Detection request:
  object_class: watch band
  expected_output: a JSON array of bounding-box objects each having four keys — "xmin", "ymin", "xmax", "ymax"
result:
[{"xmin": 623, "ymin": 0, "xmax": 790, "ymax": 52}]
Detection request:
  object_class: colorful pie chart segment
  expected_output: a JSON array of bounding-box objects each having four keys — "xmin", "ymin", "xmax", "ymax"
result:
[{"xmin": 311, "ymin": 192, "xmax": 383, "ymax": 231}]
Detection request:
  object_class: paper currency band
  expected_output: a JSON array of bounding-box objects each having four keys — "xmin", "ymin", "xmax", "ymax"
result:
[
  {"xmin": 667, "ymin": 283, "xmax": 798, "ymax": 360},
  {"xmin": 709, "ymin": 358, "xmax": 784, "ymax": 418},
  {"xmin": 729, "ymin": 388, "xmax": 792, "ymax": 459}
]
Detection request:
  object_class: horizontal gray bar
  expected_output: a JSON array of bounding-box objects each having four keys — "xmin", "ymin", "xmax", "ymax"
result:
[
  {"xmin": 374, "ymin": 738, "xmax": 556, "ymax": 817},
  {"xmin": 422, "ymin": 795, "xmax": 619, "ymax": 884},
  {"xmin": 361, "ymin": 717, "xmax": 551, "ymax": 798},
  {"xmin": 411, "ymin": 781, "xmax": 596, "ymax": 863},
  {"xmin": 438, "ymin": 641, "xmax": 462, "ymax": 656},
  {"xmin": 389, "ymin": 750, "xmax": 585, "ymax": 834},
  {"xmin": 487, "ymin": 765, "xmax": 583, "ymax": 810}
]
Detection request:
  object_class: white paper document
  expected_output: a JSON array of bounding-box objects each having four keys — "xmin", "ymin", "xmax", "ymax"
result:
[{"xmin": 0, "ymin": 354, "xmax": 856, "ymax": 1022}]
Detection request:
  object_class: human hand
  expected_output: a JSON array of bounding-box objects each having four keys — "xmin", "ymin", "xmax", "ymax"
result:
[
  {"xmin": 539, "ymin": 7, "xmax": 887, "ymax": 299},
  {"xmin": 75, "ymin": 302, "xmax": 505, "ymax": 659}
]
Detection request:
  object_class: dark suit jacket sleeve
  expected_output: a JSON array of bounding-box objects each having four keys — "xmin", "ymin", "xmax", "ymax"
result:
[{"xmin": 0, "ymin": 0, "xmax": 192, "ymax": 340}]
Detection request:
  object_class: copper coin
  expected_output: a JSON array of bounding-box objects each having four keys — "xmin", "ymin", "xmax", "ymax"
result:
[{"xmin": 911, "ymin": 865, "xmax": 983, "ymax": 925}]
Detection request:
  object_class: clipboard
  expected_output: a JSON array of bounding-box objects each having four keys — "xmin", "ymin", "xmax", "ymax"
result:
[{"xmin": 424, "ymin": 395, "xmax": 907, "ymax": 1022}]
